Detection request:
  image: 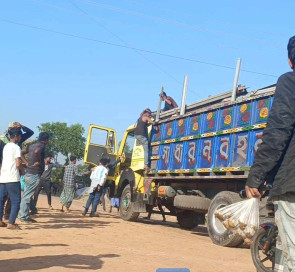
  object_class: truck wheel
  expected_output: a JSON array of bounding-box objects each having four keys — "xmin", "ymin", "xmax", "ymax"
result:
[
  {"xmin": 119, "ymin": 185, "xmax": 139, "ymax": 221},
  {"xmin": 174, "ymin": 195, "xmax": 211, "ymax": 212},
  {"xmin": 207, "ymin": 191, "xmax": 243, "ymax": 247},
  {"xmin": 177, "ymin": 211, "xmax": 204, "ymax": 230}
]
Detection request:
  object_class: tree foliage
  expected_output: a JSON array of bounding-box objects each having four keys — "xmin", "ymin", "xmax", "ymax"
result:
[{"xmin": 38, "ymin": 122, "xmax": 86, "ymax": 162}]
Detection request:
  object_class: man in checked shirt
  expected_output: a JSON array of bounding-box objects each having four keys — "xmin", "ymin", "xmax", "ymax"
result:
[{"xmin": 59, "ymin": 156, "xmax": 89, "ymax": 212}]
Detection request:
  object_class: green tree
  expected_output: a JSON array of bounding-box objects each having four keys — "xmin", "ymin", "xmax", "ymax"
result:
[{"xmin": 38, "ymin": 122, "xmax": 86, "ymax": 162}]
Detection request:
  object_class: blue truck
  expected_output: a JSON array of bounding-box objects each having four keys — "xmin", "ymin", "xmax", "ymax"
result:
[{"xmin": 84, "ymin": 84, "xmax": 275, "ymax": 247}]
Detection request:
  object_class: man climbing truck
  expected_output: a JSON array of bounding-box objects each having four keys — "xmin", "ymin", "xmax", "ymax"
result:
[{"xmin": 84, "ymin": 84, "xmax": 275, "ymax": 248}]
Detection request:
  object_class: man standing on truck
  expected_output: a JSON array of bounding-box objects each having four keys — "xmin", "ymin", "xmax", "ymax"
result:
[
  {"xmin": 245, "ymin": 36, "xmax": 295, "ymax": 272},
  {"xmin": 161, "ymin": 92, "xmax": 178, "ymax": 111},
  {"xmin": 135, "ymin": 108, "xmax": 156, "ymax": 171}
]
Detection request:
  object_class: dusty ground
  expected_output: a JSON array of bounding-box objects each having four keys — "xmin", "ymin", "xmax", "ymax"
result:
[{"xmin": 0, "ymin": 195, "xmax": 256, "ymax": 272}]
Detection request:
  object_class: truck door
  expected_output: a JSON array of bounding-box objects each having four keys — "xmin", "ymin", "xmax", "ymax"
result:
[{"xmin": 84, "ymin": 125, "xmax": 117, "ymax": 177}]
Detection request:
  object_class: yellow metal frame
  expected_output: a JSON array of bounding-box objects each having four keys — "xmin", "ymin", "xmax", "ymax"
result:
[{"xmin": 84, "ymin": 124, "xmax": 118, "ymax": 165}]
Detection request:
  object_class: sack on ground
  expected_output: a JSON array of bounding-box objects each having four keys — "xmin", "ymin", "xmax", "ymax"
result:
[
  {"xmin": 75, "ymin": 187, "xmax": 91, "ymax": 199},
  {"xmin": 215, "ymin": 197, "xmax": 260, "ymax": 245}
]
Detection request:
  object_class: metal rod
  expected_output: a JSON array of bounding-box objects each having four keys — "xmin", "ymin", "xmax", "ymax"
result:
[
  {"xmin": 231, "ymin": 58, "xmax": 242, "ymax": 102},
  {"xmin": 180, "ymin": 75, "xmax": 188, "ymax": 116},
  {"xmin": 155, "ymin": 86, "xmax": 164, "ymax": 121}
]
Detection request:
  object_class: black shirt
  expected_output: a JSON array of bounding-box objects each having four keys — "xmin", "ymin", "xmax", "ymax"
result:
[
  {"xmin": 0, "ymin": 140, "xmax": 5, "ymax": 166},
  {"xmin": 26, "ymin": 141, "xmax": 46, "ymax": 175},
  {"xmin": 41, "ymin": 163, "xmax": 58, "ymax": 181},
  {"xmin": 246, "ymin": 71, "xmax": 295, "ymax": 197},
  {"xmin": 135, "ymin": 117, "xmax": 148, "ymax": 138}
]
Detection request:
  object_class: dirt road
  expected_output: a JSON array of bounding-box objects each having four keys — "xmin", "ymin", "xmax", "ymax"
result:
[{"xmin": 0, "ymin": 195, "xmax": 256, "ymax": 272}]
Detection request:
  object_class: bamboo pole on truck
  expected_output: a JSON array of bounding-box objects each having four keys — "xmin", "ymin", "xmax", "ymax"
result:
[
  {"xmin": 180, "ymin": 75, "xmax": 188, "ymax": 116},
  {"xmin": 231, "ymin": 58, "xmax": 242, "ymax": 102},
  {"xmin": 155, "ymin": 86, "xmax": 164, "ymax": 121}
]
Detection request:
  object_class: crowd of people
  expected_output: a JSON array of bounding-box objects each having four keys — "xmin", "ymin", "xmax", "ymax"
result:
[{"xmin": 0, "ymin": 122, "xmax": 120, "ymax": 230}]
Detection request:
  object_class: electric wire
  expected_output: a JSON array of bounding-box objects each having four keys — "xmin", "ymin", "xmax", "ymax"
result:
[{"xmin": 0, "ymin": 18, "xmax": 278, "ymax": 78}]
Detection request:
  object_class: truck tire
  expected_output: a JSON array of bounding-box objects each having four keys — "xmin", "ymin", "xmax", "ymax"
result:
[
  {"xmin": 174, "ymin": 195, "xmax": 211, "ymax": 212},
  {"xmin": 207, "ymin": 191, "xmax": 244, "ymax": 247},
  {"xmin": 177, "ymin": 211, "xmax": 204, "ymax": 230},
  {"xmin": 119, "ymin": 185, "xmax": 139, "ymax": 221}
]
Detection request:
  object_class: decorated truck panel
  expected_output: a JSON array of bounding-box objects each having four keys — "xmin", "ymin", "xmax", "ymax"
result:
[{"xmin": 149, "ymin": 94, "xmax": 273, "ymax": 175}]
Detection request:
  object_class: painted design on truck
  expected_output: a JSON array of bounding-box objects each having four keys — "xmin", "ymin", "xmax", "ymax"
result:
[
  {"xmin": 220, "ymin": 137, "xmax": 230, "ymax": 161},
  {"xmin": 173, "ymin": 143, "xmax": 184, "ymax": 167},
  {"xmin": 188, "ymin": 141, "xmax": 197, "ymax": 167},
  {"xmin": 237, "ymin": 134, "xmax": 248, "ymax": 161},
  {"xmin": 237, "ymin": 102, "xmax": 252, "ymax": 126},
  {"xmin": 202, "ymin": 139, "xmax": 213, "ymax": 165},
  {"xmin": 162, "ymin": 145, "xmax": 171, "ymax": 167},
  {"xmin": 220, "ymin": 107, "xmax": 233, "ymax": 130},
  {"xmin": 203, "ymin": 111, "xmax": 217, "ymax": 133},
  {"xmin": 175, "ymin": 119, "xmax": 186, "ymax": 138}
]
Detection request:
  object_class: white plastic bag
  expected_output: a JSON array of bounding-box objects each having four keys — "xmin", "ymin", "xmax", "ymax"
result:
[{"xmin": 215, "ymin": 197, "xmax": 260, "ymax": 245}]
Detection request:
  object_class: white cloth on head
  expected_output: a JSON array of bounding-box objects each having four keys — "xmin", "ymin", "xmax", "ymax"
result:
[{"xmin": 0, "ymin": 142, "xmax": 21, "ymax": 183}]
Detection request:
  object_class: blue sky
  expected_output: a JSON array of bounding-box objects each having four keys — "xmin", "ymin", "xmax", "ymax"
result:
[{"xmin": 1, "ymin": 0, "xmax": 294, "ymax": 142}]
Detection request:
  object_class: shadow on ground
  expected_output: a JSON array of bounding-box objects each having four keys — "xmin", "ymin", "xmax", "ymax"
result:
[
  {"xmin": 0, "ymin": 253, "xmax": 120, "ymax": 272},
  {"xmin": 21, "ymin": 209, "xmax": 120, "ymax": 230},
  {"xmin": 0, "ymin": 243, "xmax": 68, "ymax": 252}
]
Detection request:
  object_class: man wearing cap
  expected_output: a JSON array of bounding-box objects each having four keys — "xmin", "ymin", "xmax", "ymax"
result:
[{"xmin": 18, "ymin": 132, "xmax": 49, "ymax": 223}]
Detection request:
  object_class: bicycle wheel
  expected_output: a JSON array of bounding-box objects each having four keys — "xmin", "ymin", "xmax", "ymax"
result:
[{"xmin": 251, "ymin": 228, "xmax": 275, "ymax": 272}]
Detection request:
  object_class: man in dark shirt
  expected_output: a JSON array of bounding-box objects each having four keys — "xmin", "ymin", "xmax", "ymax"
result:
[
  {"xmin": 18, "ymin": 132, "xmax": 49, "ymax": 223},
  {"xmin": 134, "ymin": 108, "xmax": 156, "ymax": 171},
  {"xmin": 161, "ymin": 92, "xmax": 178, "ymax": 112},
  {"xmin": 0, "ymin": 139, "xmax": 5, "ymax": 170},
  {"xmin": 33, "ymin": 153, "xmax": 58, "ymax": 210},
  {"xmin": 246, "ymin": 36, "xmax": 295, "ymax": 271}
]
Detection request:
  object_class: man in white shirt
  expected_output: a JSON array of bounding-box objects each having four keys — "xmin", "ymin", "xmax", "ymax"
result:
[
  {"xmin": 0, "ymin": 128, "xmax": 24, "ymax": 229},
  {"xmin": 82, "ymin": 157, "xmax": 110, "ymax": 217}
]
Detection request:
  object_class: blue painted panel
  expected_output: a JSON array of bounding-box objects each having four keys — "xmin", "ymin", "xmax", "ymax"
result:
[
  {"xmin": 173, "ymin": 118, "xmax": 187, "ymax": 139},
  {"xmin": 186, "ymin": 115, "xmax": 202, "ymax": 136},
  {"xmin": 252, "ymin": 97, "xmax": 272, "ymax": 124},
  {"xmin": 231, "ymin": 131, "xmax": 251, "ymax": 167},
  {"xmin": 214, "ymin": 135, "xmax": 233, "ymax": 168},
  {"xmin": 170, "ymin": 142, "xmax": 185, "ymax": 170},
  {"xmin": 201, "ymin": 111, "xmax": 219, "ymax": 133},
  {"xmin": 249, "ymin": 129, "xmax": 264, "ymax": 165},
  {"xmin": 162, "ymin": 121, "xmax": 176, "ymax": 141},
  {"xmin": 198, "ymin": 137, "xmax": 215, "ymax": 168},
  {"xmin": 218, "ymin": 106, "xmax": 235, "ymax": 130},
  {"xmin": 235, "ymin": 101, "xmax": 254, "ymax": 127},
  {"xmin": 182, "ymin": 140, "xmax": 199, "ymax": 169},
  {"xmin": 157, "ymin": 144, "xmax": 173, "ymax": 170},
  {"xmin": 151, "ymin": 124, "xmax": 163, "ymax": 142}
]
